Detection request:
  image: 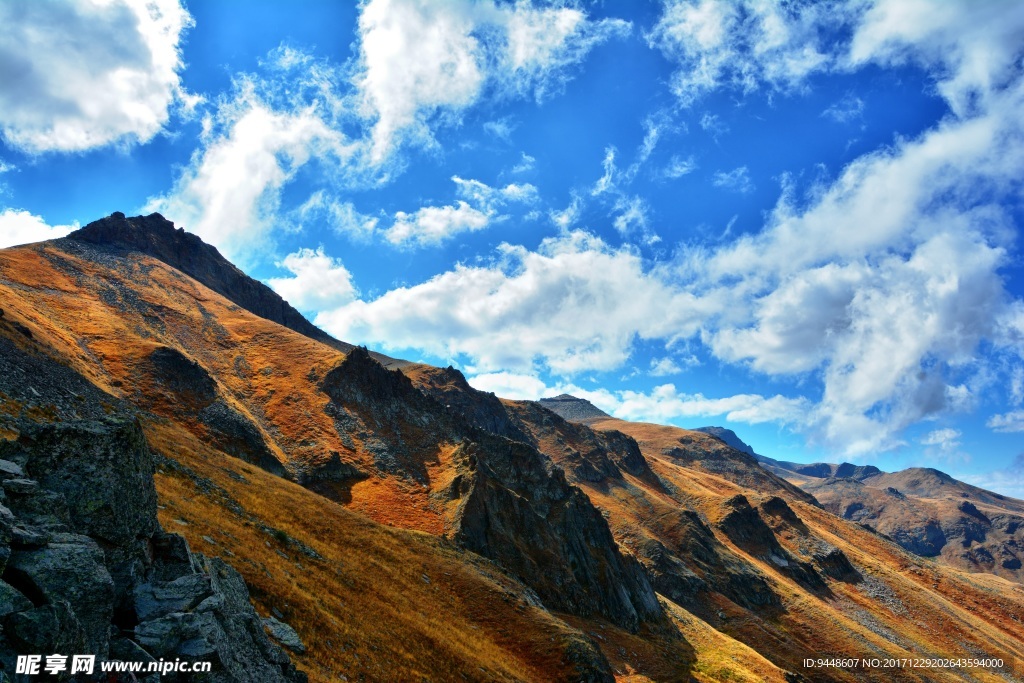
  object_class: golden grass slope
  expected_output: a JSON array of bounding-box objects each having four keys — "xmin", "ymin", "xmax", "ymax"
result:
[{"xmin": 583, "ymin": 416, "xmax": 1024, "ymax": 681}]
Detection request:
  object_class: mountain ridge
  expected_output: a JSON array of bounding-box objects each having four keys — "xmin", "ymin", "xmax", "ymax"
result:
[{"xmin": 2, "ymin": 214, "xmax": 1023, "ymax": 681}]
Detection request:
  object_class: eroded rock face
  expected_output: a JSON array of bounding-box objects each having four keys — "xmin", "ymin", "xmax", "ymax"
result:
[
  {"xmin": 323, "ymin": 348, "xmax": 664, "ymax": 632},
  {"xmin": 0, "ymin": 419, "xmax": 305, "ymax": 682},
  {"xmin": 445, "ymin": 439, "xmax": 662, "ymax": 632}
]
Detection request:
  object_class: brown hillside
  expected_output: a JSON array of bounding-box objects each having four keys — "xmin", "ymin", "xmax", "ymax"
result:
[{"xmin": 2, "ymin": 217, "xmax": 1024, "ymax": 682}]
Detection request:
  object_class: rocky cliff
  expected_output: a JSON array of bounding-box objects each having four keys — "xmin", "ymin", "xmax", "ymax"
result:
[
  {"xmin": 0, "ymin": 324, "xmax": 304, "ymax": 681},
  {"xmin": 0, "ymin": 417, "xmax": 304, "ymax": 682}
]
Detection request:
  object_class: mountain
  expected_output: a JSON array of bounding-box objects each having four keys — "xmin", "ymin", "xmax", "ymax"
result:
[
  {"xmin": 1, "ymin": 213, "xmax": 1023, "ymax": 681},
  {"xmin": 695, "ymin": 426, "xmax": 1024, "ymax": 583}
]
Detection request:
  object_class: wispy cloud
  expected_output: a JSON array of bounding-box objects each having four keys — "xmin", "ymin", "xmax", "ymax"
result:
[{"xmin": 712, "ymin": 166, "xmax": 754, "ymax": 193}]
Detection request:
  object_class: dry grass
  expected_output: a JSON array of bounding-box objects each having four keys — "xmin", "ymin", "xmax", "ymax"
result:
[
  {"xmin": 5, "ymin": 240, "xmax": 1024, "ymax": 681},
  {"xmin": 145, "ymin": 418, "xmax": 603, "ymax": 682}
]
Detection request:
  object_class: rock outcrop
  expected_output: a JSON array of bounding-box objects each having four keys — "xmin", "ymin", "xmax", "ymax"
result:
[
  {"xmin": 537, "ymin": 395, "xmax": 611, "ymax": 423},
  {"xmin": 445, "ymin": 438, "xmax": 661, "ymax": 631},
  {"xmin": 322, "ymin": 349, "xmax": 663, "ymax": 631},
  {"xmin": 0, "ymin": 418, "xmax": 305, "ymax": 682}
]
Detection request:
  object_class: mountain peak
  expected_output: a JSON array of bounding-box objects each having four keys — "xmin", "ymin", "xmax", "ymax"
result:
[
  {"xmin": 693, "ymin": 426, "xmax": 757, "ymax": 456},
  {"xmin": 537, "ymin": 394, "xmax": 611, "ymax": 422},
  {"xmin": 66, "ymin": 212, "xmax": 347, "ymax": 351}
]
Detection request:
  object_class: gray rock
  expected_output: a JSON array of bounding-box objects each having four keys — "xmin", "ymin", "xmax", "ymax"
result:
[
  {"xmin": 135, "ymin": 609, "xmax": 222, "ymax": 658},
  {"xmin": 10, "ymin": 525, "xmax": 49, "ymax": 548},
  {"xmin": 135, "ymin": 573, "xmax": 213, "ymax": 622},
  {"xmin": 5, "ymin": 533, "xmax": 115, "ymax": 653},
  {"xmin": 0, "ymin": 460, "xmax": 24, "ymax": 479},
  {"xmin": 0, "ymin": 579, "xmax": 32, "ymax": 617},
  {"xmin": 262, "ymin": 617, "xmax": 306, "ymax": 653},
  {"xmin": 4, "ymin": 602, "xmax": 87, "ymax": 655},
  {"xmin": 12, "ymin": 418, "xmax": 158, "ymax": 547}
]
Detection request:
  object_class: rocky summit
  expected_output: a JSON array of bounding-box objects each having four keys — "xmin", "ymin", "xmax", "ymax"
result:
[{"xmin": 0, "ymin": 215, "xmax": 1023, "ymax": 682}]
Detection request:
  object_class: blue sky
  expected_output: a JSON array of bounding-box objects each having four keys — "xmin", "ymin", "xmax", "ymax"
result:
[{"xmin": 2, "ymin": 0, "xmax": 1024, "ymax": 495}]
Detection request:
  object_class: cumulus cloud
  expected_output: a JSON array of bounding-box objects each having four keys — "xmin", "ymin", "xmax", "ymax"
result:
[
  {"xmin": 316, "ymin": 231, "xmax": 705, "ymax": 374},
  {"xmin": 382, "ymin": 175, "xmax": 538, "ymax": 247},
  {"xmin": 987, "ymin": 411, "xmax": 1024, "ymax": 433},
  {"xmin": 265, "ymin": 247, "xmax": 357, "ymax": 313},
  {"xmin": 466, "ymin": 371, "xmax": 804, "ymax": 426},
  {"xmin": 466, "ymin": 371, "xmax": 552, "ymax": 400},
  {"xmin": 385, "ymin": 201, "xmax": 491, "ymax": 247},
  {"xmin": 649, "ymin": 357, "xmax": 683, "ymax": 376},
  {"xmin": 0, "ymin": 209, "xmax": 78, "ymax": 248},
  {"xmin": 355, "ymin": 0, "xmax": 630, "ymax": 161},
  {"xmin": 314, "ymin": 1, "xmax": 1024, "ymax": 457},
  {"xmin": 0, "ymin": 0, "xmax": 195, "ymax": 153}
]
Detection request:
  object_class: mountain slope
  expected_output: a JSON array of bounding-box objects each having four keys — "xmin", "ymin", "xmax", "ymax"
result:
[
  {"xmin": 405, "ymin": 379, "xmax": 1024, "ymax": 680},
  {"xmin": 2, "ymin": 216, "xmax": 1024, "ymax": 682},
  {"xmin": 695, "ymin": 425, "xmax": 1024, "ymax": 583}
]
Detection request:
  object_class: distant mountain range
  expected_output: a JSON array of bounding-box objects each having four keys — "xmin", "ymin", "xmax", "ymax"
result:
[
  {"xmin": 692, "ymin": 426, "xmax": 1024, "ymax": 582},
  {"xmin": 1, "ymin": 213, "xmax": 1022, "ymax": 682}
]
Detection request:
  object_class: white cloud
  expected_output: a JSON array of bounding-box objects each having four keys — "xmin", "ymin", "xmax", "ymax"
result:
[
  {"xmin": 511, "ymin": 152, "xmax": 536, "ymax": 174},
  {"xmin": 549, "ymin": 193, "xmax": 583, "ymax": 230},
  {"xmin": 385, "ymin": 201, "xmax": 491, "ymax": 247},
  {"xmin": 295, "ymin": 192, "xmax": 379, "ymax": 242},
  {"xmin": 650, "ymin": 357, "xmax": 682, "ymax": 376},
  {"xmin": 603, "ymin": 384, "xmax": 809, "ymax": 426},
  {"xmin": 846, "ymin": 0, "xmax": 1023, "ymax": 118},
  {"xmin": 822, "ymin": 92, "xmax": 864, "ymax": 123},
  {"xmin": 467, "ymin": 371, "xmax": 553, "ymax": 400},
  {"xmin": 921, "ymin": 428, "xmax": 961, "ymax": 449},
  {"xmin": 147, "ymin": 100, "xmax": 347, "ymax": 262},
  {"xmin": 452, "ymin": 175, "xmax": 539, "ymax": 210},
  {"xmin": 987, "ymin": 411, "xmax": 1024, "ymax": 433},
  {"xmin": 0, "ymin": 209, "xmax": 77, "ymax": 248},
  {"xmin": 355, "ymin": 0, "xmax": 629, "ymax": 161},
  {"xmin": 648, "ymin": 0, "xmax": 839, "ymax": 106},
  {"xmin": 316, "ymin": 231, "xmax": 705, "ymax": 374},
  {"xmin": 145, "ymin": 56, "xmax": 358, "ymax": 263},
  {"xmin": 483, "ymin": 117, "xmax": 517, "ymax": 141},
  {"xmin": 382, "ymin": 175, "xmax": 538, "ymax": 247},
  {"xmin": 266, "ymin": 247, "xmax": 357, "ymax": 313},
  {"xmin": 468, "ymin": 371, "xmax": 804, "ymax": 427},
  {"xmin": 0, "ymin": 0, "xmax": 195, "ymax": 153},
  {"xmin": 663, "ymin": 154, "xmax": 697, "ymax": 179},
  {"xmin": 711, "ymin": 166, "xmax": 754, "ymax": 193}
]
